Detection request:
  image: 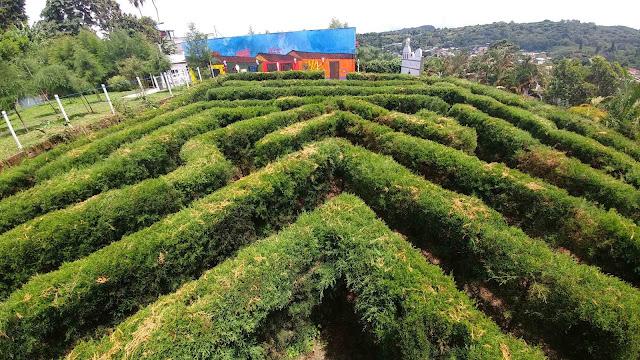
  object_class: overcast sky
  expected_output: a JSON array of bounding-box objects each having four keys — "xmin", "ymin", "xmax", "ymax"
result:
[{"xmin": 25, "ymin": 0, "xmax": 640, "ymax": 37}]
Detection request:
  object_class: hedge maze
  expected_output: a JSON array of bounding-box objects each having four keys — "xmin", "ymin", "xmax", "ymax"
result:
[{"xmin": 0, "ymin": 71, "xmax": 639, "ymax": 359}]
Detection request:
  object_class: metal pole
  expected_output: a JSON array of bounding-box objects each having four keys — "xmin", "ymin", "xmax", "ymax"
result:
[
  {"xmin": 2, "ymin": 111, "xmax": 23, "ymax": 150},
  {"xmin": 101, "ymin": 84, "xmax": 115, "ymax": 115},
  {"xmin": 197, "ymin": 67, "xmax": 203, "ymax": 81},
  {"xmin": 54, "ymin": 94, "xmax": 70, "ymax": 126},
  {"xmin": 136, "ymin": 76, "xmax": 146, "ymax": 98},
  {"xmin": 163, "ymin": 73, "xmax": 173, "ymax": 96}
]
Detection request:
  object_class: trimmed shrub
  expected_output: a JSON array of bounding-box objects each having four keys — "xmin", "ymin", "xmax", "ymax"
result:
[
  {"xmin": 449, "ymin": 104, "xmax": 640, "ymax": 221},
  {"xmin": 346, "ymin": 72, "xmax": 416, "ymax": 81},
  {"xmin": 0, "ymin": 106, "xmax": 277, "ymax": 233},
  {"xmin": 338, "ymin": 142, "xmax": 640, "ymax": 359},
  {"xmin": 0, "ymin": 144, "xmax": 340, "ymax": 358},
  {"xmin": 68, "ymin": 193, "xmax": 543, "ymax": 359},
  {"xmin": 0, "ymin": 133, "xmax": 235, "ymax": 298},
  {"xmin": 106, "ymin": 75, "xmax": 133, "ymax": 92},
  {"xmin": 358, "ymin": 93, "xmax": 451, "ymax": 114}
]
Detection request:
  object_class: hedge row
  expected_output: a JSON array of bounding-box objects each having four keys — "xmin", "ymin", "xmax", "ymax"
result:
[
  {"xmin": 538, "ymin": 105, "xmax": 640, "ymax": 162},
  {"xmin": 221, "ymin": 78, "xmax": 422, "ymax": 88},
  {"xmin": 205, "ymin": 84, "xmax": 428, "ymax": 101},
  {"xmin": 68, "ymin": 193, "xmax": 543, "ymax": 359},
  {"xmin": 431, "ymin": 76, "xmax": 640, "ymax": 162},
  {"xmin": 337, "ymin": 141, "xmax": 640, "ymax": 359},
  {"xmin": 0, "ymin": 133, "xmax": 236, "ymax": 299},
  {"xmin": 0, "ymin": 106, "xmax": 277, "ymax": 233},
  {"xmin": 423, "ymin": 83, "xmax": 640, "ymax": 188},
  {"xmin": 346, "ymin": 72, "xmax": 417, "ymax": 81},
  {"xmin": 254, "ymin": 111, "xmax": 640, "ymax": 284},
  {"xmin": 356, "ymin": 93, "xmax": 450, "ymax": 114},
  {"xmin": 335, "ymin": 97, "xmax": 476, "ymax": 153},
  {"xmin": 0, "ymin": 109, "xmax": 166, "ymax": 199},
  {"xmin": 207, "ymin": 103, "xmax": 331, "ymax": 168},
  {"xmin": 449, "ymin": 104, "xmax": 640, "ymax": 221},
  {"xmin": 67, "ymin": 194, "xmax": 342, "ymax": 360},
  {"xmin": 426, "ymin": 76, "xmax": 531, "ymax": 108},
  {"xmin": 0, "ymin": 142, "xmax": 340, "ymax": 359}
]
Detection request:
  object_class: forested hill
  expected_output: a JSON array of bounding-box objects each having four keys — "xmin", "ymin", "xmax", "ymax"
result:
[{"xmin": 357, "ymin": 20, "xmax": 640, "ymax": 67}]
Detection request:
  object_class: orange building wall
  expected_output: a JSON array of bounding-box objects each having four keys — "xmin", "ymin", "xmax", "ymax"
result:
[{"xmin": 298, "ymin": 58, "xmax": 355, "ymax": 79}]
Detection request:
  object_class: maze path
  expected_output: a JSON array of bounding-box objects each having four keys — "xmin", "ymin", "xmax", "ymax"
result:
[{"xmin": 1, "ymin": 73, "xmax": 639, "ymax": 359}]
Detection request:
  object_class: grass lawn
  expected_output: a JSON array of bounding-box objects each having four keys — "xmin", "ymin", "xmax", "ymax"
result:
[{"xmin": 0, "ymin": 86, "xmax": 186, "ymax": 161}]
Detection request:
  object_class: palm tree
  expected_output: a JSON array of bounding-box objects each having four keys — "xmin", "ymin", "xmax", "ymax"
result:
[{"xmin": 128, "ymin": 0, "xmax": 160, "ymax": 22}]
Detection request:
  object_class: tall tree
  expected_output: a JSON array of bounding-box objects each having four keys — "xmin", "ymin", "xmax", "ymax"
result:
[
  {"xmin": 588, "ymin": 56, "xmax": 624, "ymax": 97},
  {"xmin": 329, "ymin": 17, "xmax": 349, "ymax": 29},
  {"xmin": 184, "ymin": 23, "xmax": 211, "ymax": 72},
  {"xmin": 0, "ymin": 0, "xmax": 27, "ymax": 30},
  {"xmin": 41, "ymin": 0, "xmax": 122, "ymax": 34},
  {"xmin": 545, "ymin": 59, "xmax": 594, "ymax": 106}
]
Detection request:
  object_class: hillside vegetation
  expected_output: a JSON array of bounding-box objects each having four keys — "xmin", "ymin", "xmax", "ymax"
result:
[
  {"xmin": 0, "ymin": 71, "xmax": 639, "ymax": 360},
  {"xmin": 358, "ymin": 20, "xmax": 640, "ymax": 67}
]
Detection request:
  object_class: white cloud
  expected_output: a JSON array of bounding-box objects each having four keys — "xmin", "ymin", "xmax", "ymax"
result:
[{"xmin": 26, "ymin": 0, "xmax": 640, "ymax": 37}]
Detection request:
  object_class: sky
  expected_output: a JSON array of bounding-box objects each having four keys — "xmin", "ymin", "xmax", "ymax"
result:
[{"xmin": 25, "ymin": 0, "xmax": 640, "ymax": 38}]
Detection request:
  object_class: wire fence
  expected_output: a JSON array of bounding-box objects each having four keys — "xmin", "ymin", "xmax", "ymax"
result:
[{"xmin": 1, "ymin": 69, "xmax": 194, "ymax": 153}]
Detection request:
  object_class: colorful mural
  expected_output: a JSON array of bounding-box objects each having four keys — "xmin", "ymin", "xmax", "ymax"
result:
[{"xmin": 207, "ymin": 28, "xmax": 356, "ymax": 57}]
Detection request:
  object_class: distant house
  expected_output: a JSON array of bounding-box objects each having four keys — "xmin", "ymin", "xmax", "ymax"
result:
[
  {"xmin": 256, "ymin": 53, "xmax": 298, "ymax": 72},
  {"xmin": 288, "ymin": 50, "xmax": 355, "ymax": 79},
  {"xmin": 168, "ymin": 54, "xmax": 191, "ymax": 85},
  {"xmin": 216, "ymin": 55, "xmax": 259, "ymax": 73}
]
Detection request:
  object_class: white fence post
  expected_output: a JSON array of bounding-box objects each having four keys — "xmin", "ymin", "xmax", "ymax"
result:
[
  {"xmin": 101, "ymin": 84, "xmax": 115, "ymax": 115},
  {"xmin": 150, "ymin": 73, "xmax": 158, "ymax": 89},
  {"xmin": 197, "ymin": 67, "xmax": 203, "ymax": 81},
  {"xmin": 2, "ymin": 111, "xmax": 23, "ymax": 150},
  {"xmin": 136, "ymin": 76, "xmax": 146, "ymax": 98},
  {"xmin": 54, "ymin": 94, "xmax": 70, "ymax": 126},
  {"xmin": 183, "ymin": 69, "xmax": 190, "ymax": 88},
  {"xmin": 163, "ymin": 73, "xmax": 173, "ymax": 96}
]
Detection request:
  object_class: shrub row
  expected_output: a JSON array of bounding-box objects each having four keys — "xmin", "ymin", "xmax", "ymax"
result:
[
  {"xmin": 335, "ymin": 97, "xmax": 475, "ymax": 153},
  {"xmin": 0, "ymin": 106, "xmax": 277, "ymax": 233},
  {"xmin": 0, "ymin": 142, "xmax": 340, "ymax": 359},
  {"xmin": 205, "ymin": 84, "xmax": 428, "ymax": 101},
  {"xmin": 0, "ymin": 109, "xmax": 168, "ymax": 199},
  {"xmin": 449, "ymin": 104, "xmax": 640, "ymax": 221},
  {"xmin": 423, "ymin": 83, "xmax": 640, "ymax": 188},
  {"xmin": 66, "ymin": 194, "xmax": 344, "ymax": 360},
  {"xmin": 346, "ymin": 72, "xmax": 417, "ymax": 81},
  {"xmin": 356, "ymin": 93, "xmax": 450, "ymax": 114},
  {"xmin": 426, "ymin": 76, "xmax": 532, "ymax": 108},
  {"xmin": 431, "ymin": 76, "xmax": 640, "ymax": 162},
  {"xmin": 0, "ymin": 132, "xmax": 236, "ymax": 298},
  {"xmin": 254, "ymin": 111, "xmax": 640, "ymax": 284},
  {"xmin": 207, "ymin": 103, "xmax": 331, "ymax": 168},
  {"xmin": 222, "ymin": 78, "xmax": 422, "ymax": 88},
  {"xmin": 538, "ymin": 105, "xmax": 640, "ymax": 162},
  {"xmin": 337, "ymin": 141, "xmax": 640, "ymax": 359},
  {"xmin": 68, "ymin": 192, "xmax": 543, "ymax": 359}
]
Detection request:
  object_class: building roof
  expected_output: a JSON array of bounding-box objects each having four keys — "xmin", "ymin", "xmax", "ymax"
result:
[
  {"xmin": 255, "ymin": 53, "xmax": 296, "ymax": 62},
  {"xmin": 288, "ymin": 50, "xmax": 354, "ymax": 59},
  {"xmin": 169, "ymin": 54, "xmax": 187, "ymax": 64}
]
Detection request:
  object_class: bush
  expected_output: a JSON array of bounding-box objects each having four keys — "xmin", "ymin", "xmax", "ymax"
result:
[
  {"xmin": 0, "ymin": 143, "xmax": 340, "ymax": 358},
  {"xmin": 106, "ymin": 75, "xmax": 133, "ymax": 92}
]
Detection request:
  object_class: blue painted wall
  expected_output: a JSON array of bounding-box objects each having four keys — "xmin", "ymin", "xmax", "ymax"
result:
[{"xmin": 207, "ymin": 28, "xmax": 356, "ymax": 57}]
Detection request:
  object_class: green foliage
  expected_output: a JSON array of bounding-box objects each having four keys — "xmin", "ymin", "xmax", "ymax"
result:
[
  {"xmin": 0, "ymin": 0, "xmax": 26, "ymax": 30},
  {"xmin": 184, "ymin": 22, "xmax": 211, "ymax": 71},
  {"xmin": 41, "ymin": 0, "xmax": 122, "ymax": 34},
  {"xmin": 603, "ymin": 81, "xmax": 640, "ymax": 139},
  {"xmin": 0, "ymin": 140, "xmax": 338, "ymax": 358},
  {"xmin": 545, "ymin": 58, "xmax": 595, "ymax": 106},
  {"xmin": 106, "ymin": 75, "xmax": 132, "ymax": 91}
]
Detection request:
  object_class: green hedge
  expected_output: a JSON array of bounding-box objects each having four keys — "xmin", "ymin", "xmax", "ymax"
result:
[
  {"xmin": 427, "ymin": 76, "xmax": 531, "ymax": 108},
  {"xmin": 449, "ymin": 104, "xmax": 640, "ymax": 221},
  {"xmin": 338, "ymin": 141, "xmax": 640, "ymax": 359},
  {"xmin": 222, "ymin": 78, "xmax": 422, "ymax": 88},
  {"xmin": 205, "ymin": 84, "xmax": 429, "ymax": 101},
  {"xmin": 0, "ymin": 133, "xmax": 236, "ymax": 299},
  {"xmin": 335, "ymin": 97, "xmax": 475, "ymax": 153},
  {"xmin": 357, "ymin": 93, "xmax": 451, "ymax": 114},
  {"xmin": 425, "ymin": 83, "xmax": 640, "ymax": 188},
  {"xmin": 0, "ymin": 106, "xmax": 277, "ymax": 233},
  {"xmin": 68, "ymin": 192, "xmax": 542, "ymax": 359},
  {"xmin": 254, "ymin": 111, "xmax": 640, "ymax": 284},
  {"xmin": 0, "ymin": 143, "xmax": 340, "ymax": 359},
  {"xmin": 346, "ymin": 72, "xmax": 417, "ymax": 81}
]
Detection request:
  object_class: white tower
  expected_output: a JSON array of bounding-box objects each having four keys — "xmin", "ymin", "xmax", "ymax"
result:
[{"xmin": 401, "ymin": 38, "xmax": 424, "ymax": 76}]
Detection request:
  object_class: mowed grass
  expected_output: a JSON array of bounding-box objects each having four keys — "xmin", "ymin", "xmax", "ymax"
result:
[{"xmin": 0, "ymin": 87, "xmax": 185, "ymax": 160}]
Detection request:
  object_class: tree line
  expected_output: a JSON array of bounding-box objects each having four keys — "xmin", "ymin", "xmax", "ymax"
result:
[{"xmin": 0, "ymin": 0, "xmax": 172, "ymax": 118}]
